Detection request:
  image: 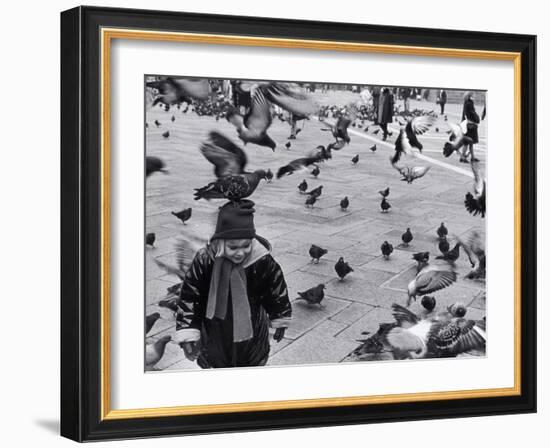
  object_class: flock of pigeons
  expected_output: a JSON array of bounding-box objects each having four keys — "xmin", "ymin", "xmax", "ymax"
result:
[{"xmin": 144, "ymin": 77, "xmax": 487, "ymax": 366}]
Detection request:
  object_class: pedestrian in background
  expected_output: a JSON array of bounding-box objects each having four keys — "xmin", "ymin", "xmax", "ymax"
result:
[
  {"xmin": 460, "ymin": 91, "xmax": 481, "ymax": 163},
  {"xmin": 437, "ymin": 89, "xmax": 447, "ymax": 115},
  {"xmin": 371, "ymin": 86, "xmax": 381, "ymax": 123},
  {"xmin": 378, "ymin": 87, "xmax": 394, "ymax": 141}
]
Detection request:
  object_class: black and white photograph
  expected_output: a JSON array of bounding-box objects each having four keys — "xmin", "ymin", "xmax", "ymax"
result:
[{"xmin": 144, "ymin": 77, "xmax": 487, "ymax": 371}]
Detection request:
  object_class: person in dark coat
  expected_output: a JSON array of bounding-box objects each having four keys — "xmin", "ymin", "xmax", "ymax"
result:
[
  {"xmin": 175, "ymin": 200, "xmax": 292, "ymax": 368},
  {"xmin": 461, "ymin": 91, "xmax": 481, "ymax": 163},
  {"xmin": 371, "ymin": 86, "xmax": 381, "ymax": 123},
  {"xmin": 437, "ymin": 89, "xmax": 447, "ymax": 115},
  {"xmin": 378, "ymin": 87, "xmax": 394, "ymax": 141}
]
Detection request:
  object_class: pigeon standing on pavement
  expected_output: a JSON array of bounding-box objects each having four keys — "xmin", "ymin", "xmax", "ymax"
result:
[
  {"xmin": 311, "ymin": 165, "xmax": 320, "ymax": 178},
  {"xmin": 370, "ymin": 144, "xmax": 377, "ymax": 152},
  {"xmin": 146, "ymin": 156, "xmax": 168, "ymax": 177},
  {"xmin": 437, "ymin": 223, "xmax": 448, "ymax": 240},
  {"xmin": 380, "ymin": 197, "xmax": 391, "ymax": 213},
  {"xmin": 401, "ymin": 228, "xmax": 413, "ymax": 246},
  {"xmin": 306, "ymin": 185, "xmax": 323, "ymax": 199},
  {"xmin": 298, "ymin": 179, "xmax": 308, "ymax": 193},
  {"xmin": 162, "ymin": 130, "xmax": 170, "ymax": 138},
  {"xmin": 340, "ymin": 196, "xmax": 350, "ymax": 211},
  {"xmin": 265, "ymin": 169, "xmax": 274, "ymax": 183},
  {"xmin": 171, "ymin": 208, "xmax": 192, "ymax": 224},
  {"xmin": 296, "ymin": 284, "xmax": 326, "ymax": 307},
  {"xmin": 351, "ymin": 154, "xmax": 359, "ymax": 165},
  {"xmin": 381, "ymin": 241, "xmax": 394, "ymax": 259},
  {"xmin": 421, "ymin": 295, "xmax": 436, "ymax": 313},
  {"xmin": 146, "ymin": 232, "xmax": 156, "ymax": 247},
  {"xmin": 436, "ymin": 242, "xmax": 461, "ymax": 263},
  {"xmin": 309, "ymin": 244, "xmax": 328, "ymax": 263},
  {"xmin": 154, "ymin": 119, "xmax": 161, "ymax": 127},
  {"xmin": 335, "ymin": 257, "xmax": 354, "ymax": 280},
  {"xmin": 305, "ymin": 195, "xmax": 317, "ymax": 208}
]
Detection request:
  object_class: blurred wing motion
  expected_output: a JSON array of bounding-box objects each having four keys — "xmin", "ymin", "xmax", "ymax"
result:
[
  {"xmin": 154, "ymin": 234, "xmax": 209, "ymax": 280},
  {"xmin": 408, "ymin": 262, "xmax": 457, "ymax": 305},
  {"xmin": 277, "ymin": 154, "xmax": 322, "ymax": 178},
  {"xmin": 146, "ymin": 77, "xmax": 211, "ymax": 106},
  {"xmin": 392, "ymin": 115, "xmax": 435, "ymax": 164},
  {"xmin": 443, "ymin": 121, "xmax": 474, "ymax": 157},
  {"xmin": 262, "ymin": 82, "xmax": 318, "ymax": 116},
  {"xmin": 200, "ymin": 131, "xmax": 248, "ymax": 178},
  {"xmin": 391, "ymin": 159, "xmax": 431, "ymax": 184}
]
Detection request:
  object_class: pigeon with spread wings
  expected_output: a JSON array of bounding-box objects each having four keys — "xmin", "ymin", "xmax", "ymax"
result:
[
  {"xmin": 226, "ymin": 85, "xmax": 276, "ymax": 150},
  {"xmin": 193, "ymin": 131, "xmax": 267, "ymax": 201},
  {"xmin": 391, "ymin": 115, "xmax": 435, "ymax": 164},
  {"xmin": 276, "ymin": 152, "xmax": 323, "ymax": 178},
  {"xmin": 464, "ymin": 161, "xmax": 486, "ymax": 217},
  {"xmin": 407, "ymin": 261, "xmax": 457, "ymax": 306},
  {"xmin": 391, "ymin": 160, "xmax": 431, "ymax": 184},
  {"xmin": 321, "ymin": 116, "xmax": 352, "ymax": 144},
  {"xmin": 146, "ymin": 77, "xmax": 211, "ymax": 107},
  {"xmin": 443, "ymin": 121, "xmax": 474, "ymax": 158}
]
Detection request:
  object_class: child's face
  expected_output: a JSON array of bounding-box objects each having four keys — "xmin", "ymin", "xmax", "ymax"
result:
[{"xmin": 224, "ymin": 239, "xmax": 253, "ymax": 264}]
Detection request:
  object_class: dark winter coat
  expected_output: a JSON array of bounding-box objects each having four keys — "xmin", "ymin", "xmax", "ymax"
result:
[
  {"xmin": 438, "ymin": 90, "xmax": 447, "ymax": 104},
  {"xmin": 176, "ymin": 239, "xmax": 291, "ymax": 368},
  {"xmin": 462, "ymin": 98, "xmax": 480, "ymax": 144},
  {"xmin": 378, "ymin": 89, "xmax": 394, "ymax": 125}
]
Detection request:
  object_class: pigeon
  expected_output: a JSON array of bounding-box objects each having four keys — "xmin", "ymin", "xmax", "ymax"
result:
[
  {"xmin": 407, "ymin": 262, "xmax": 457, "ymax": 306},
  {"xmin": 306, "ymin": 185, "xmax": 323, "ymax": 199},
  {"xmin": 153, "ymin": 235, "xmax": 208, "ymax": 280},
  {"xmin": 412, "ymin": 251, "xmax": 429, "ymax": 263},
  {"xmin": 381, "ymin": 241, "xmax": 394, "ymax": 259},
  {"xmin": 146, "ymin": 156, "xmax": 168, "ymax": 177},
  {"xmin": 162, "ymin": 130, "xmax": 170, "ymax": 138},
  {"xmin": 369, "ymin": 144, "xmax": 377, "ymax": 152},
  {"xmin": 265, "ymin": 169, "xmax": 274, "ymax": 182},
  {"xmin": 391, "ymin": 115, "xmax": 435, "ymax": 164},
  {"xmin": 285, "ymin": 141, "xmax": 292, "ymax": 150},
  {"xmin": 380, "ymin": 304, "xmax": 485, "ymax": 359},
  {"xmin": 146, "ymin": 77, "xmax": 211, "ymax": 106},
  {"xmin": 296, "ymin": 284, "xmax": 326, "ymax": 307},
  {"xmin": 145, "ymin": 335, "xmax": 172, "ymax": 368},
  {"xmin": 145, "ymin": 312, "xmax": 161, "ymax": 335},
  {"xmin": 401, "ymin": 228, "xmax": 413, "ymax": 246},
  {"xmin": 372, "ymin": 129, "xmax": 380, "ymax": 135},
  {"xmin": 448, "ymin": 302, "xmax": 468, "ymax": 318},
  {"xmin": 298, "ymin": 179, "xmax": 308, "ymax": 193},
  {"xmin": 437, "ymin": 223, "xmax": 448, "ymax": 239},
  {"xmin": 436, "ymin": 243, "xmax": 461, "ymax": 263},
  {"xmin": 421, "ymin": 295, "xmax": 436, "ymax": 312},
  {"xmin": 305, "ymin": 195, "xmax": 317, "ymax": 208},
  {"xmin": 438, "ymin": 237, "xmax": 450, "ymax": 254},
  {"xmin": 435, "ymin": 127, "xmax": 439, "ymax": 132},
  {"xmin": 464, "ymin": 161, "xmax": 486, "ymax": 217},
  {"xmin": 380, "ymin": 197, "xmax": 391, "ymax": 213},
  {"xmin": 309, "ymin": 244, "xmax": 328, "ymax": 263},
  {"xmin": 171, "ymin": 115, "xmax": 175, "ymax": 122},
  {"xmin": 154, "ymin": 119, "xmax": 161, "ymax": 127},
  {"xmin": 378, "ymin": 187, "xmax": 390, "ymax": 198},
  {"xmin": 315, "ymin": 145, "xmax": 333, "ymax": 161},
  {"xmin": 322, "ymin": 116, "xmax": 352, "ymax": 143},
  {"xmin": 340, "ymin": 196, "xmax": 349, "ymax": 211},
  {"xmin": 327, "ymin": 140, "xmax": 346, "ymax": 151},
  {"xmin": 443, "ymin": 122, "xmax": 474, "ymax": 157},
  {"xmin": 171, "ymin": 208, "xmax": 192, "ymax": 224},
  {"xmin": 226, "ymin": 86, "xmax": 276, "ymax": 150},
  {"xmin": 261, "ymin": 82, "xmax": 318, "ymax": 117},
  {"xmin": 311, "ymin": 165, "xmax": 320, "ymax": 178},
  {"xmin": 351, "ymin": 154, "xmax": 359, "ymax": 165},
  {"xmin": 276, "ymin": 154, "xmax": 323, "ymax": 178},
  {"xmin": 458, "ymin": 230, "xmax": 486, "ymax": 278},
  {"xmin": 391, "ymin": 161, "xmax": 431, "ymax": 184},
  {"xmin": 193, "ymin": 131, "xmax": 267, "ymax": 201},
  {"xmin": 145, "ymin": 232, "xmax": 156, "ymax": 247},
  {"xmin": 335, "ymin": 257, "xmax": 354, "ymax": 280}
]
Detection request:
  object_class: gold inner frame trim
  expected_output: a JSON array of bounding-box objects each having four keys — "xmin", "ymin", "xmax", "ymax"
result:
[{"xmin": 100, "ymin": 27, "xmax": 522, "ymax": 421}]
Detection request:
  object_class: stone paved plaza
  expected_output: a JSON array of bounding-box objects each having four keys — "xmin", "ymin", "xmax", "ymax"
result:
[{"xmin": 144, "ymin": 90, "xmax": 487, "ymax": 371}]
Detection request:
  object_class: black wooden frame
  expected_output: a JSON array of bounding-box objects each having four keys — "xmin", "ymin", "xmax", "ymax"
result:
[{"xmin": 60, "ymin": 5, "xmax": 537, "ymax": 442}]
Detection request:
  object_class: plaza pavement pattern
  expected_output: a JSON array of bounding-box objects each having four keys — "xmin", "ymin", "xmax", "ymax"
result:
[{"xmin": 144, "ymin": 91, "xmax": 487, "ymax": 371}]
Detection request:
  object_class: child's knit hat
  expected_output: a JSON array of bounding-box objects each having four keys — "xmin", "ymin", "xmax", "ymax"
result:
[{"xmin": 211, "ymin": 200, "xmax": 256, "ymax": 240}]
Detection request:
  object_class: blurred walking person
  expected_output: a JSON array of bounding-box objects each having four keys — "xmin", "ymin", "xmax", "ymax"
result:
[
  {"xmin": 378, "ymin": 87, "xmax": 394, "ymax": 141},
  {"xmin": 460, "ymin": 91, "xmax": 481, "ymax": 163},
  {"xmin": 437, "ymin": 89, "xmax": 447, "ymax": 115}
]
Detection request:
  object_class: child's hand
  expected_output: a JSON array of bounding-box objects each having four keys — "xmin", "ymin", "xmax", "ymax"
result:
[
  {"xmin": 179, "ymin": 341, "xmax": 201, "ymax": 361},
  {"xmin": 273, "ymin": 327, "xmax": 286, "ymax": 343}
]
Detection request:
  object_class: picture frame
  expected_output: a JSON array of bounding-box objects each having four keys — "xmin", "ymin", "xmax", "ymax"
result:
[{"xmin": 60, "ymin": 5, "xmax": 536, "ymax": 442}]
